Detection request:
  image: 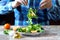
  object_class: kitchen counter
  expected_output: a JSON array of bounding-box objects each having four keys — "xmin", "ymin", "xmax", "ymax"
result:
[{"xmin": 0, "ymin": 26, "xmax": 60, "ymax": 40}]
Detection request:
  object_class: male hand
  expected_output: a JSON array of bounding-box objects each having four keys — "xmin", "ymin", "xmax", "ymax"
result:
[
  {"xmin": 12, "ymin": 0, "xmax": 28, "ymax": 8},
  {"xmin": 40, "ymin": 0, "xmax": 52, "ymax": 9}
]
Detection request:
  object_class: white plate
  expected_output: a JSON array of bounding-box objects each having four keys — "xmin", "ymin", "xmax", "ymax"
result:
[{"xmin": 20, "ymin": 31, "xmax": 45, "ymax": 36}]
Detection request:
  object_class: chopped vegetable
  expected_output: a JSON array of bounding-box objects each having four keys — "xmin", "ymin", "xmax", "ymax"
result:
[
  {"xmin": 31, "ymin": 30, "xmax": 37, "ymax": 33},
  {"xmin": 13, "ymin": 27, "xmax": 19, "ymax": 31},
  {"xmin": 13, "ymin": 32, "xmax": 21, "ymax": 39}
]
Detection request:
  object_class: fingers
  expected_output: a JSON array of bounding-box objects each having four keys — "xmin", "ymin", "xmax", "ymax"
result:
[
  {"xmin": 15, "ymin": 0, "xmax": 28, "ymax": 5},
  {"xmin": 22, "ymin": 0, "xmax": 28, "ymax": 5},
  {"xmin": 40, "ymin": 0, "xmax": 52, "ymax": 9},
  {"xmin": 20, "ymin": 0, "xmax": 28, "ymax": 5},
  {"xmin": 15, "ymin": 0, "xmax": 23, "ymax": 4},
  {"xmin": 40, "ymin": 2, "xmax": 51, "ymax": 9},
  {"xmin": 40, "ymin": 0, "xmax": 47, "ymax": 5}
]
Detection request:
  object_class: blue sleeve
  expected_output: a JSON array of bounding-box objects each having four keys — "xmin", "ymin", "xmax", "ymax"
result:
[
  {"xmin": 0, "ymin": 0, "xmax": 13, "ymax": 14},
  {"xmin": 48, "ymin": 0, "xmax": 60, "ymax": 20}
]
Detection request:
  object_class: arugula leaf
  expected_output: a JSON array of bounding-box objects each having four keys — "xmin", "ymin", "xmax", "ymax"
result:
[
  {"xmin": 27, "ymin": 8, "xmax": 38, "ymax": 25},
  {"xmin": 4, "ymin": 30, "xmax": 12, "ymax": 35},
  {"xmin": 27, "ymin": 8, "xmax": 37, "ymax": 19}
]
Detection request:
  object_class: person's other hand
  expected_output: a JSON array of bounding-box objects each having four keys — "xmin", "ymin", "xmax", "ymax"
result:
[
  {"xmin": 12, "ymin": 0, "xmax": 28, "ymax": 8},
  {"xmin": 40, "ymin": 0, "xmax": 52, "ymax": 9}
]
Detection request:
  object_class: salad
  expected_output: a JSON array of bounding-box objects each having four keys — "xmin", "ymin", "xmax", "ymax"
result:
[
  {"xmin": 17, "ymin": 24, "xmax": 44, "ymax": 33},
  {"xmin": 3, "ymin": 8, "xmax": 44, "ymax": 35}
]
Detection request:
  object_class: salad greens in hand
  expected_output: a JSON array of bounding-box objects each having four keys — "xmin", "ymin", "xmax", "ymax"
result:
[
  {"xmin": 17, "ymin": 8, "xmax": 44, "ymax": 33},
  {"xmin": 27, "ymin": 8, "xmax": 38, "ymax": 24},
  {"xmin": 27, "ymin": 8, "xmax": 37, "ymax": 19}
]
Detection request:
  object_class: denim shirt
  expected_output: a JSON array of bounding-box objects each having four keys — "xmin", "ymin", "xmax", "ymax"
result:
[{"xmin": 0, "ymin": 0, "xmax": 60, "ymax": 26}]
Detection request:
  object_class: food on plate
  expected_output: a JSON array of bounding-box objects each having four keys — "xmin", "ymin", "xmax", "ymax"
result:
[
  {"xmin": 4, "ymin": 23, "xmax": 10, "ymax": 30},
  {"xmin": 17, "ymin": 27, "xmax": 22, "ymax": 32},
  {"xmin": 22, "ymin": 28, "xmax": 26, "ymax": 32},
  {"xmin": 31, "ymin": 30, "xmax": 37, "ymax": 33},
  {"xmin": 17, "ymin": 24, "xmax": 44, "ymax": 33},
  {"xmin": 13, "ymin": 32, "xmax": 21, "ymax": 39}
]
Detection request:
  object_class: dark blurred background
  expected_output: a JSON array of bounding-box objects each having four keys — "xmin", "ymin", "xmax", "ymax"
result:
[
  {"xmin": 50, "ymin": 20, "xmax": 60, "ymax": 25},
  {"xmin": 0, "ymin": 12, "xmax": 15, "ymax": 25}
]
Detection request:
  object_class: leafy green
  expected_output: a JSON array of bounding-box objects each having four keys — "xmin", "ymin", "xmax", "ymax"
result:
[
  {"xmin": 22, "ymin": 28, "xmax": 26, "ymax": 32},
  {"xmin": 4, "ymin": 30, "xmax": 12, "ymax": 35},
  {"xmin": 17, "ymin": 24, "xmax": 44, "ymax": 33},
  {"xmin": 4, "ymin": 30, "xmax": 9, "ymax": 35},
  {"xmin": 27, "ymin": 8, "xmax": 37, "ymax": 19},
  {"xmin": 25, "ymin": 27, "xmax": 31, "ymax": 33},
  {"xmin": 27, "ymin": 8, "xmax": 38, "ymax": 25},
  {"xmin": 17, "ymin": 28, "xmax": 22, "ymax": 32}
]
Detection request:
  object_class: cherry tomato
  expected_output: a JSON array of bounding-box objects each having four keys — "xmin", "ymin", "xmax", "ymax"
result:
[{"xmin": 4, "ymin": 23, "xmax": 10, "ymax": 29}]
